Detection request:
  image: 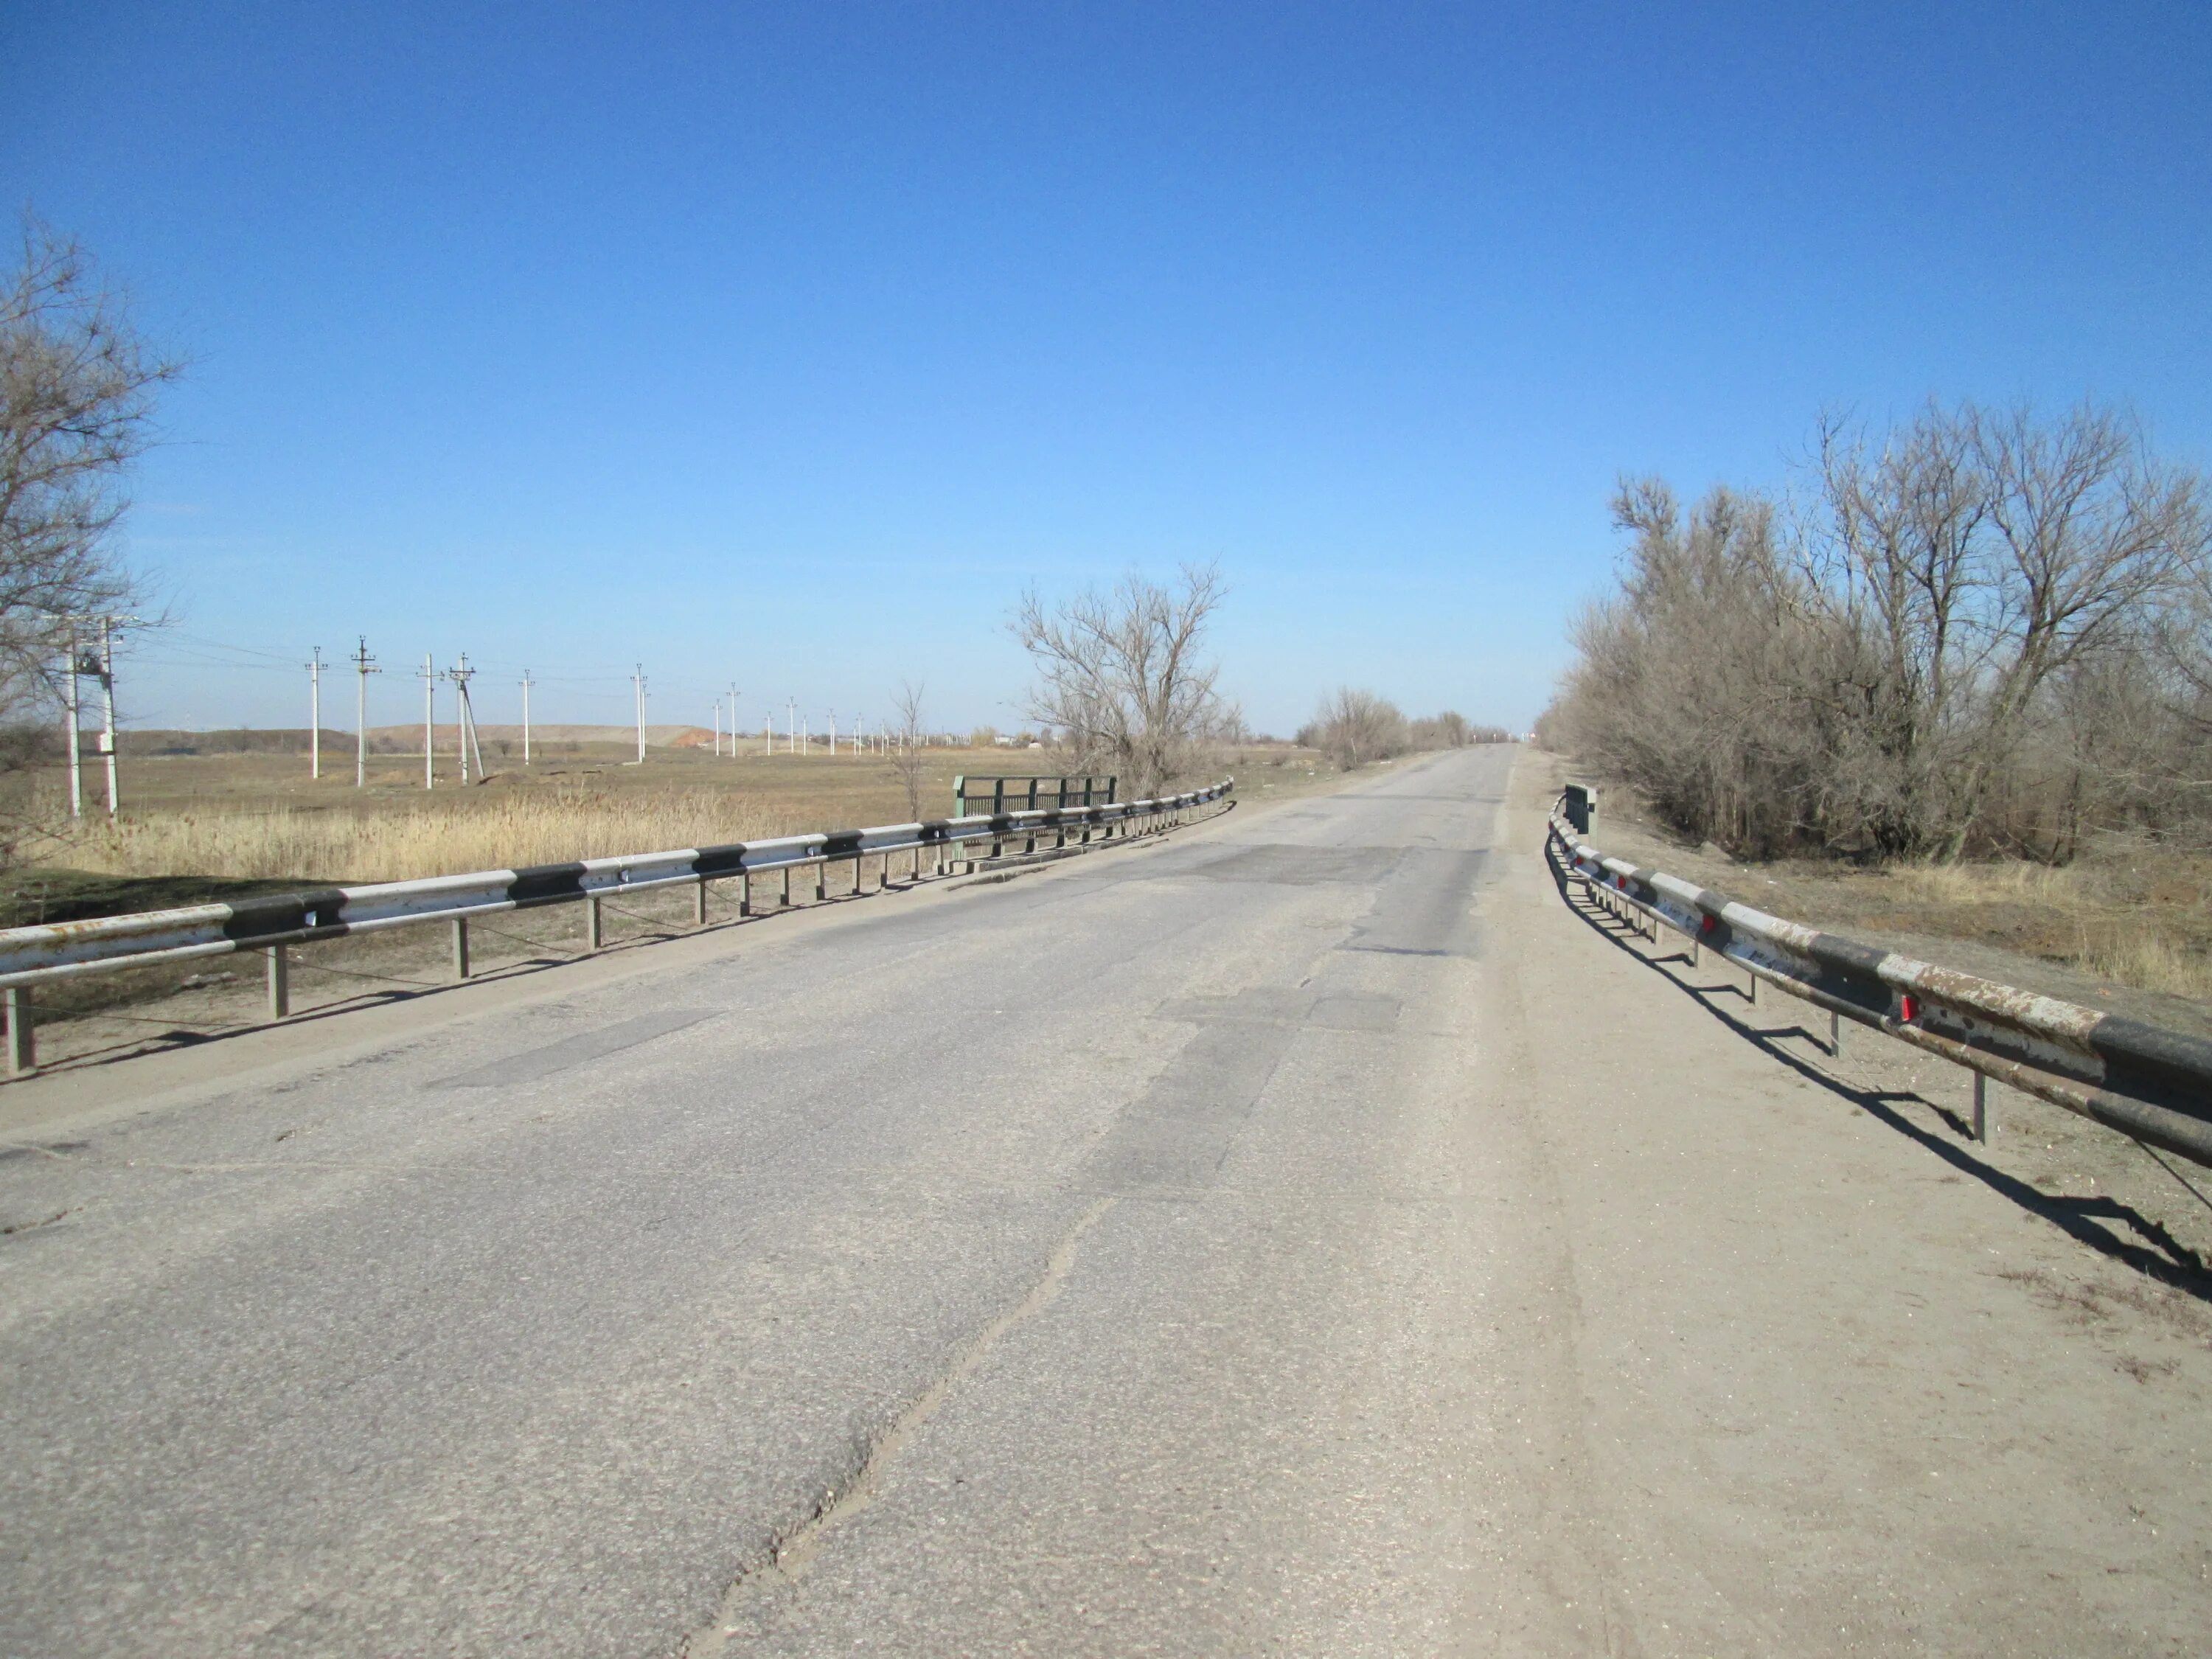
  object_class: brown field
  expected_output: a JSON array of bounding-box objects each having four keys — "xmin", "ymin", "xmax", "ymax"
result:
[{"xmin": 2, "ymin": 740, "xmax": 1344, "ymax": 923}]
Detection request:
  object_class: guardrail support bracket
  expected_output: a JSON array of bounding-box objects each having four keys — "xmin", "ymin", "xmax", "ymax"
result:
[
  {"xmin": 7, "ymin": 986, "xmax": 35, "ymax": 1076},
  {"xmin": 267, "ymin": 945, "xmax": 291, "ymax": 1018}
]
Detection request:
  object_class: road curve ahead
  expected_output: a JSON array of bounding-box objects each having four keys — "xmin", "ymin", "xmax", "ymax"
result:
[{"xmin": 3, "ymin": 748, "xmax": 1524, "ymax": 1656}]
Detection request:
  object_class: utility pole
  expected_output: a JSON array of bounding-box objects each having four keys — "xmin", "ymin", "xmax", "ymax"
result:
[
  {"xmin": 98, "ymin": 617, "xmax": 119, "ymax": 816},
  {"xmin": 829, "ymin": 709, "xmax": 837, "ymax": 758},
  {"xmin": 520, "ymin": 669, "xmax": 534, "ymax": 765},
  {"xmin": 62, "ymin": 625, "xmax": 83, "ymax": 819},
  {"xmin": 763, "ymin": 714, "xmax": 771, "ymax": 757},
  {"xmin": 421, "ymin": 653, "xmax": 436, "ymax": 789},
  {"xmin": 307, "ymin": 647, "xmax": 324, "ymax": 780},
  {"xmin": 712, "ymin": 700, "xmax": 720, "ymax": 758},
  {"xmin": 448, "ymin": 654, "xmax": 484, "ymax": 784},
  {"xmin": 352, "ymin": 637, "xmax": 378, "ymax": 787},
  {"xmin": 786, "ymin": 696, "xmax": 796, "ymax": 757},
  {"xmin": 729, "ymin": 685, "xmax": 740, "ymax": 760},
  {"xmin": 633, "ymin": 664, "xmax": 647, "ymax": 763}
]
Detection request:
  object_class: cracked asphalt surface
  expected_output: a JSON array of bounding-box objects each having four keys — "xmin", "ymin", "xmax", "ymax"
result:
[{"xmin": 6, "ymin": 745, "xmax": 2211, "ymax": 1655}]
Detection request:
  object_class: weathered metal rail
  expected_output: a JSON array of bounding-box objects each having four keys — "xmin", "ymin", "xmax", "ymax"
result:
[
  {"xmin": 0, "ymin": 780, "xmax": 1234, "ymax": 1075},
  {"xmin": 1547, "ymin": 796, "xmax": 2212, "ymax": 1170}
]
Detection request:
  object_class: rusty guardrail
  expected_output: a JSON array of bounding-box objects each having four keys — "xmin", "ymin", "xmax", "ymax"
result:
[
  {"xmin": 0, "ymin": 779, "xmax": 1234, "ymax": 1075},
  {"xmin": 1547, "ymin": 795, "xmax": 2212, "ymax": 1170}
]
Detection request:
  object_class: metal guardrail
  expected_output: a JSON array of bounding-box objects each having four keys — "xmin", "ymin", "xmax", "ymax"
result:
[
  {"xmin": 0, "ymin": 779, "xmax": 1235, "ymax": 1075},
  {"xmin": 1547, "ymin": 795, "xmax": 2212, "ymax": 1171}
]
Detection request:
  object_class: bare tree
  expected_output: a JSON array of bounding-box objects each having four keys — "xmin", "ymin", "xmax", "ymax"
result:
[
  {"xmin": 1, "ymin": 218, "xmax": 181, "ymax": 718},
  {"xmin": 1546, "ymin": 400, "xmax": 2212, "ymax": 861},
  {"xmin": 1948, "ymin": 403, "xmax": 2208, "ymax": 855},
  {"xmin": 1012, "ymin": 563, "xmax": 1235, "ymax": 796},
  {"xmin": 887, "ymin": 678, "xmax": 928, "ymax": 819}
]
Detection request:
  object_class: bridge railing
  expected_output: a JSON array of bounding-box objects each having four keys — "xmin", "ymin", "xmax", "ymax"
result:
[
  {"xmin": 1547, "ymin": 793, "xmax": 2212, "ymax": 1170},
  {"xmin": 953, "ymin": 773, "xmax": 1116, "ymax": 816},
  {"xmin": 0, "ymin": 779, "xmax": 1235, "ymax": 1075}
]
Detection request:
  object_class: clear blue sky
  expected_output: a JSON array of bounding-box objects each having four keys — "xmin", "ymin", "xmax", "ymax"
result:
[{"xmin": 7, "ymin": 1, "xmax": 2209, "ymax": 738}]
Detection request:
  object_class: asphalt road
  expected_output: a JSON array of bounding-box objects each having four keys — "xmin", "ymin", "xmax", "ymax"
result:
[{"xmin": 7, "ymin": 744, "xmax": 2211, "ymax": 1657}]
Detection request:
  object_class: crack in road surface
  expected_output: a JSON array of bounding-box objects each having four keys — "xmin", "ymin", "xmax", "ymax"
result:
[{"xmin": 680, "ymin": 1195, "xmax": 1119, "ymax": 1657}]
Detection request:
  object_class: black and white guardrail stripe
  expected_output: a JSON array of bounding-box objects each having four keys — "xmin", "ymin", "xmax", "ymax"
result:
[
  {"xmin": 1547, "ymin": 804, "xmax": 2212, "ymax": 1169},
  {"xmin": 0, "ymin": 782, "xmax": 1233, "ymax": 990}
]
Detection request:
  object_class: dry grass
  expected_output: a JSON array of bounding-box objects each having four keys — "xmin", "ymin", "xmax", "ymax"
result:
[
  {"xmin": 1873, "ymin": 855, "xmax": 2212, "ymax": 1003},
  {"xmin": 1543, "ymin": 752, "xmax": 2212, "ymax": 1018},
  {"xmin": 2077, "ymin": 929, "xmax": 2212, "ymax": 1005},
  {"xmin": 39, "ymin": 787, "xmax": 788, "ymax": 884}
]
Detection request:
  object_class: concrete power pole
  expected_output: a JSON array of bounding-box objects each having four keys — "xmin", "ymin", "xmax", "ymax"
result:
[
  {"xmin": 62, "ymin": 625, "xmax": 83, "ymax": 819},
  {"xmin": 448, "ymin": 654, "xmax": 484, "ymax": 784},
  {"xmin": 633, "ymin": 664, "xmax": 647, "ymax": 764},
  {"xmin": 307, "ymin": 646, "xmax": 324, "ymax": 780},
  {"xmin": 829, "ymin": 709, "xmax": 837, "ymax": 758},
  {"xmin": 421, "ymin": 653, "xmax": 437, "ymax": 789},
  {"xmin": 786, "ymin": 697, "xmax": 796, "ymax": 757},
  {"xmin": 520, "ymin": 669, "xmax": 534, "ymax": 765},
  {"xmin": 97, "ymin": 618, "xmax": 120, "ymax": 817},
  {"xmin": 352, "ymin": 638, "xmax": 378, "ymax": 787}
]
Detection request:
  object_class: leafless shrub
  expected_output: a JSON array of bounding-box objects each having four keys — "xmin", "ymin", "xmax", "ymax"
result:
[{"xmin": 1301, "ymin": 688, "xmax": 1408, "ymax": 769}]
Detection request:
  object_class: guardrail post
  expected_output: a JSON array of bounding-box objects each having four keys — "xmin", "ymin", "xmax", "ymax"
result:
[
  {"xmin": 452, "ymin": 919, "xmax": 471, "ymax": 980},
  {"xmin": 5, "ymin": 987, "xmax": 32, "ymax": 1076},
  {"xmin": 586, "ymin": 894, "xmax": 603, "ymax": 952},
  {"xmin": 813, "ymin": 860, "xmax": 826, "ymax": 902},
  {"xmin": 1829, "ymin": 1009, "xmax": 1842, "ymax": 1056},
  {"xmin": 740, "ymin": 871, "xmax": 753, "ymax": 917},
  {"xmin": 267, "ymin": 945, "xmax": 291, "ymax": 1018},
  {"xmin": 1972, "ymin": 1073, "xmax": 1990, "ymax": 1144},
  {"xmin": 693, "ymin": 877, "xmax": 708, "ymax": 926}
]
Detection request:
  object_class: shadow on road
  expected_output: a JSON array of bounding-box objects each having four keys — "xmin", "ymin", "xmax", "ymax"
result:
[{"xmin": 1544, "ymin": 843, "xmax": 2212, "ymax": 1304}]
